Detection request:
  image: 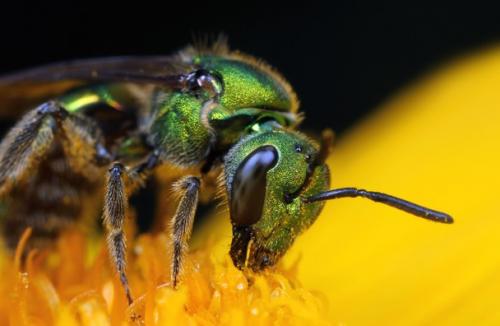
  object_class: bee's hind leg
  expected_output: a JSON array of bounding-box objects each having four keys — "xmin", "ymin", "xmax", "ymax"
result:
[{"xmin": 0, "ymin": 100, "xmax": 110, "ymax": 196}]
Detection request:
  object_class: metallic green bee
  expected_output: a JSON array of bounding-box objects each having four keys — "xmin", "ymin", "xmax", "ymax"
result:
[{"xmin": 0, "ymin": 40, "xmax": 452, "ymax": 304}]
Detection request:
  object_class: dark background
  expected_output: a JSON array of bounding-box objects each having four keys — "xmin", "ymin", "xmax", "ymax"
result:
[{"xmin": 1, "ymin": 1, "xmax": 499, "ymax": 133}]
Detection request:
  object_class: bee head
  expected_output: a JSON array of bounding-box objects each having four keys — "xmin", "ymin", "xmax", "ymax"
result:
[{"xmin": 224, "ymin": 129, "xmax": 330, "ymax": 271}]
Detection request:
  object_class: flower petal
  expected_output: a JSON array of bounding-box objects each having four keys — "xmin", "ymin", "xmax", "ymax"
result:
[{"xmin": 283, "ymin": 46, "xmax": 500, "ymax": 325}]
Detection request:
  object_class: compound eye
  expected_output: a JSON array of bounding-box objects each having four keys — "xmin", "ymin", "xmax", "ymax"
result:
[
  {"xmin": 187, "ymin": 69, "xmax": 224, "ymax": 98},
  {"xmin": 230, "ymin": 145, "xmax": 279, "ymax": 226}
]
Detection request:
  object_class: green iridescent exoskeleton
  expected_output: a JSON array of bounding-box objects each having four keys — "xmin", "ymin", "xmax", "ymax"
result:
[
  {"xmin": 224, "ymin": 129, "xmax": 330, "ymax": 270},
  {"xmin": 0, "ymin": 39, "xmax": 452, "ymax": 305},
  {"xmin": 149, "ymin": 53, "xmax": 299, "ymax": 165}
]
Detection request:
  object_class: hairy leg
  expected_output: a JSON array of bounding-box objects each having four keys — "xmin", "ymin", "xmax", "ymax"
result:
[
  {"xmin": 102, "ymin": 152, "xmax": 160, "ymax": 304},
  {"xmin": 0, "ymin": 100, "xmax": 109, "ymax": 196},
  {"xmin": 170, "ymin": 176, "xmax": 200, "ymax": 287},
  {"xmin": 103, "ymin": 162, "xmax": 132, "ymax": 303}
]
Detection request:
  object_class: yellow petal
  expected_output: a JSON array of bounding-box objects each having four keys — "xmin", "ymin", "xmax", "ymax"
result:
[{"xmin": 282, "ymin": 45, "xmax": 500, "ymax": 325}]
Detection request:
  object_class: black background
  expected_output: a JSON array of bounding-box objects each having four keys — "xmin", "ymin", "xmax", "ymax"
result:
[{"xmin": 1, "ymin": 1, "xmax": 499, "ymax": 133}]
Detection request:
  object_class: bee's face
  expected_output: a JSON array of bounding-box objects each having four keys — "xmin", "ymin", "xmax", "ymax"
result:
[{"xmin": 224, "ymin": 130, "xmax": 330, "ymax": 271}]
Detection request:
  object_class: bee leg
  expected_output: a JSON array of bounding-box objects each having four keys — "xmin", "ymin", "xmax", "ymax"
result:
[
  {"xmin": 0, "ymin": 101, "xmax": 63, "ymax": 195},
  {"xmin": 102, "ymin": 154, "xmax": 161, "ymax": 305},
  {"xmin": 128, "ymin": 149, "xmax": 161, "ymax": 183},
  {"xmin": 103, "ymin": 162, "xmax": 133, "ymax": 304},
  {"xmin": 170, "ymin": 176, "xmax": 200, "ymax": 287},
  {"xmin": 0, "ymin": 100, "xmax": 108, "ymax": 196}
]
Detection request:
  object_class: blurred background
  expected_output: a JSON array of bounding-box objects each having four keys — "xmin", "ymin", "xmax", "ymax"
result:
[{"xmin": 1, "ymin": 1, "xmax": 500, "ymax": 134}]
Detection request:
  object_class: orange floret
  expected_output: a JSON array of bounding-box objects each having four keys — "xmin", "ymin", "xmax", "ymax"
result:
[{"xmin": 0, "ymin": 227, "xmax": 330, "ymax": 325}]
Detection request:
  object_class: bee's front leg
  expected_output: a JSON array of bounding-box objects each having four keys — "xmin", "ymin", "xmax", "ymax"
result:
[{"xmin": 170, "ymin": 176, "xmax": 200, "ymax": 287}]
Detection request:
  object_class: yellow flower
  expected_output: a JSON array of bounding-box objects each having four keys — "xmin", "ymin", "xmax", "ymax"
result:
[
  {"xmin": 2, "ymin": 45, "xmax": 500, "ymax": 325},
  {"xmin": 282, "ymin": 45, "xmax": 500, "ymax": 325}
]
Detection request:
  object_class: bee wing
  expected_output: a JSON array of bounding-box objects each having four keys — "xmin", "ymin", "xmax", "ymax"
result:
[{"xmin": 0, "ymin": 56, "xmax": 187, "ymax": 116}]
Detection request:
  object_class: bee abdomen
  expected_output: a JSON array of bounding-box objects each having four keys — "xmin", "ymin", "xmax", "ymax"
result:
[{"xmin": 1, "ymin": 143, "xmax": 102, "ymax": 249}]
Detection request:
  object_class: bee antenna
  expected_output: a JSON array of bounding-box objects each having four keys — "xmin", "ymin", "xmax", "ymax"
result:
[
  {"xmin": 303, "ymin": 187, "xmax": 453, "ymax": 224},
  {"xmin": 316, "ymin": 128, "xmax": 335, "ymax": 164}
]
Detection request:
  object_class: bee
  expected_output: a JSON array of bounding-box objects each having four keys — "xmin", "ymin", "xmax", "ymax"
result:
[{"xmin": 0, "ymin": 39, "xmax": 452, "ymax": 304}]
